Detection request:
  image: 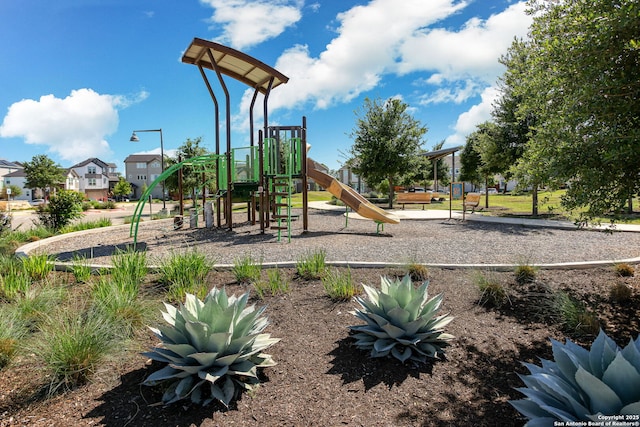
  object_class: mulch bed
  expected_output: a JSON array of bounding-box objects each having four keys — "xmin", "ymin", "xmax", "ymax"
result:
[{"xmin": 1, "ymin": 266, "xmax": 638, "ymax": 427}]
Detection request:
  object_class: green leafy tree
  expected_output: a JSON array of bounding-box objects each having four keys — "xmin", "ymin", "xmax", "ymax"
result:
[
  {"xmin": 515, "ymin": 0, "xmax": 640, "ymax": 220},
  {"xmin": 494, "ymin": 38, "xmax": 546, "ymax": 215},
  {"xmin": 462, "ymin": 122, "xmax": 502, "ymax": 208},
  {"xmin": 165, "ymin": 137, "xmax": 211, "ymax": 206},
  {"xmin": 36, "ymin": 190, "xmax": 84, "ymax": 231},
  {"xmin": 112, "ymin": 177, "xmax": 132, "ymax": 201},
  {"xmin": 349, "ymin": 97, "xmax": 427, "ymax": 208},
  {"xmin": 22, "ymin": 155, "xmax": 66, "ymax": 200}
]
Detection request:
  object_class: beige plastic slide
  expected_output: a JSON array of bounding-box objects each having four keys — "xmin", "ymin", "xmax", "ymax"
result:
[{"xmin": 307, "ymin": 158, "xmax": 400, "ymax": 224}]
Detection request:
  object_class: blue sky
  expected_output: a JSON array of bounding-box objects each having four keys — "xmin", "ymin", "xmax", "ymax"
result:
[{"xmin": 0, "ymin": 0, "xmax": 532, "ymax": 173}]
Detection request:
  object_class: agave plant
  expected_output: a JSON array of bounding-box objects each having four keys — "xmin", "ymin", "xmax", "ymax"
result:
[
  {"xmin": 142, "ymin": 288, "xmax": 279, "ymax": 406},
  {"xmin": 349, "ymin": 275, "xmax": 454, "ymax": 363},
  {"xmin": 511, "ymin": 330, "xmax": 640, "ymax": 425}
]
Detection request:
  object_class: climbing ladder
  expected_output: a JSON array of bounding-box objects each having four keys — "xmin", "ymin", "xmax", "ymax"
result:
[
  {"xmin": 270, "ymin": 174, "xmax": 293, "ymax": 242},
  {"xmin": 264, "ymin": 131, "xmax": 302, "ymax": 242}
]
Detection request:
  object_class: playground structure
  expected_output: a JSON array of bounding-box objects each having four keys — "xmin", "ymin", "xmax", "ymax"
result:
[{"xmin": 129, "ymin": 38, "xmax": 399, "ymax": 245}]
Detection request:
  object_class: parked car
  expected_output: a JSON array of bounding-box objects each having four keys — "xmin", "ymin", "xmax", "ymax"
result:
[{"xmin": 29, "ymin": 199, "xmax": 45, "ymax": 206}]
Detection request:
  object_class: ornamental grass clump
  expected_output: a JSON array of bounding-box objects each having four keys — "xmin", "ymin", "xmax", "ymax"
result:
[
  {"xmin": 349, "ymin": 275, "xmax": 454, "ymax": 363},
  {"xmin": 511, "ymin": 330, "xmax": 640, "ymax": 425},
  {"xmin": 0, "ymin": 305, "xmax": 27, "ymax": 369},
  {"xmin": 296, "ymin": 249, "xmax": 326, "ymax": 280},
  {"xmin": 142, "ymin": 288, "xmax": 279, "ymax": 407},
  {"xmin": 157, "ymin": 250, "xmax": 213, "ymax": 302}
]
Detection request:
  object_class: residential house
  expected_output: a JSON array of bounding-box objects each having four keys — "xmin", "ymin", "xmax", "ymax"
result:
[
  {"xmin": 69, "ymin": 158, "xmax": 119, "ymax": 200},
  {"xmin": 0, "ymin": 159, "xmax": 23, "ymax": 196},
  {"xmin": 2, "ymin": 168, "xmax": 32, "ymax": 201},
  {"xmin": 336, "ymin": 165, "xmax": 372, "ymax": 194},
  {"xmin": 300, "ymin": 159, "xmax": 332, "ymax": 192},
  {"xmin": 64, "ymin": 169, "xmax": 81, "ymax": 193},
  {"xmin": 123, "ymin": 154, "xmax": 164, "ymax": 200}
]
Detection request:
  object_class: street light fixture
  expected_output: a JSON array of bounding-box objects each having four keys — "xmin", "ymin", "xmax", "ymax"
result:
[{"xmin": 130, "ymin": 129, "xmax": 166, "ymax": 211}]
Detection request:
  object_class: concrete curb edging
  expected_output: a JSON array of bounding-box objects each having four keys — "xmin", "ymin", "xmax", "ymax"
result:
[{"xmin": 14, "ymin": 211, "xmax": 640, "ymax": 272}]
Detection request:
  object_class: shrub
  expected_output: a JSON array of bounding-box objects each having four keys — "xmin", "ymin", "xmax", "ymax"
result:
[
  {"xmin": 349, "ymin": 275, "xmax": 454, "ymax": 363},
  {"xmin": 322, "ymin": 267, "xmax": 358, "ymax": 301},
  {"xmin": 157, "ymin": 250, "xmax": 212, "ymax": 303},
  {"xmin": 35, "ymin": 190, "xmax": 84, "ymax": 231},
  {"xmin": 35, "ymin": 307, "xmax": 118, "ymax": 395},
  {"xmin": 296, "ymin": 249, "xmax": 326, "ymax": 280},
  {"xmin": 514, "ymin": 263, "xmax": 537, "ymax": 285},
  {"xmin": 614, "ymin": 263, "xmax": 635, "ymax": 277},
  {"xmin": 253, "ymin": 267, "xmax": 290, "ymax": 299},
  {"xmin": 232, "ymin": 254, "xmax": 262, "ymax": 284},
  {"xmin": 609, "ymin": 282, "xmax": 633, "ymax": 303},
  {"xmin": 0, "ymin": 211, "xmax": 12, "ymax": 234},
  {"xmin": 511, "ymin": 331, "xmax": 640, "ymax": 424},
  {"xmin": 142, "ymin": 288, "xmax": 279, "ymax": 406},
  {"xmin": 474, "ymin": 271, "xmax": 509, "ymax": 307}
]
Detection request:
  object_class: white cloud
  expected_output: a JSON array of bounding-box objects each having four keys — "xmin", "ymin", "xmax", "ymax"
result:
[
  {"xmin": 444, "ymin": 85, "xmax": 500, "ymax": 146},
  {"xmin": 397, "ymin": 1, "xmax": 531, "ymax": 83},
  {"xmin": 419, "ymin": 79, "xmax": 481, "ymax": 105},
  {"xmin": 225, "ymin": 0, "xmax": 530, "ymax": 140},
  {"xmin": 261, "ymin": 0, "xmax": 531, "ymax": 114},
  {"xmin": 201, "ymin": 0, "xmax": 303, "ymax": 49},
  {"xmin": 0, "ymin": 88, "xmax": 147, "ymax": 163},
  {"xmin": 268, "ymin": 0, "xmax": 467, "ymax": 111}
]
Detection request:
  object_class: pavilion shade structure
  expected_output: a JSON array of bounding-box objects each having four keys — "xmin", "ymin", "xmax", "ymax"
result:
[{"xmin": 181, "ymin": 38, "xmax": 289, "ymax": 94}]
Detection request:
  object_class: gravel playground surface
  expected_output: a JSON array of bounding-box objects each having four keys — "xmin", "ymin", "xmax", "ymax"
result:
[{"xmin": 27, "ymin": 208, "xmax": 640, "ymax": 267}]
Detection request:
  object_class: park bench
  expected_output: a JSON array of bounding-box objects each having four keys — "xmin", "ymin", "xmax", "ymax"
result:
[
  {"xmin": 396, "ymin": 192, "xmax": 432, "ymax": 210},
  {"xmin": 463, "ymin": 192, "xmax": 481, "ymax": 213}
]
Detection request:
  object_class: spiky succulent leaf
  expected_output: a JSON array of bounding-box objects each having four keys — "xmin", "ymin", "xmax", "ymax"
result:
[
  {"xmin": 349, "ymin": 274, "xmax": 454, "ymax": 364},
  {"xmin": 143, "ymin": 287, "xmax": 279, "ymax": 406},
  {"xmin": 511, "ymin": 331, "xmax": 640, "ymax": 425}
]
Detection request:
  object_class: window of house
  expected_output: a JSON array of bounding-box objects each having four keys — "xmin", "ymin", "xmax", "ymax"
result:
[
  {"xmin": 88, "ymin": 166, "xmax": 96, "ymax": 174},
  {"xmin": 5, "ymin": 179, "xmax": 9, "ymax": 184},
  {"xmin": 137, "ymin": 175, "xmax": 147, "ymax": 180},
  {"xmin": 128, "ymin": 174, "xmax": 132, "ymax": 179},
  {"xmin": 136, "ymin": 162, "xmax": 146, "ymax": 169},
  {"xmin": 150, "ymin": 174, "xmax": 158, "ymax": 181},
  {"xmin": 88, "ymin": 178, "xmax": 96, "ymax": 186},
  {"xmin": 103, "ymin": 177, "xmax": 106, "ymax": 184},
  {"xmin": 151, "ymin": 161, "xmax": 161, "ymax": 168}
]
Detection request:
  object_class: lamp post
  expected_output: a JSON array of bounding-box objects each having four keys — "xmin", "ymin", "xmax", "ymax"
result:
[{"xmin": 130, "ymin": 129, "xmax": 166, "ymax": 211}]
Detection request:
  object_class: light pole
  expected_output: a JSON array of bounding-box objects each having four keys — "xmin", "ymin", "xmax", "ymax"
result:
[{"xmin": 130, "ymin": 129, "xmax": 166, "ymax": 211}]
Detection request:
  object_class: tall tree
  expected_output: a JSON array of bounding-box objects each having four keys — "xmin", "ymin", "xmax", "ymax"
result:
[
  {"xmin": 349, "ymin": 97, "xmax": 427, "ymax": 208},
  {"xmin": 164, "ymin": 137, "xmax": 210, "ymax": 205},
  {"xmin": 461, "ymin": 122, "xmax": 501, "ymax": 208},
  {"xmin": 520, "ymin": 0, "xmax": 640, "ymax": 221},
  {"xmin": 492, "ymin": 38, "xmax": 549, "ymax": 215},
  {"xmin": 22, "ymin": 155, "xmax": 66, "ymax": 201},
  {"xmin": 112, "ymin": 177, "xmax": 132, "ymax": 201}
]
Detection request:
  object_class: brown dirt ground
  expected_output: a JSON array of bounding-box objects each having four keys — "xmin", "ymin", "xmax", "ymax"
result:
[{"xmin": 1, "ymin": 267, "xmax": 638, "ymax": 427}]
